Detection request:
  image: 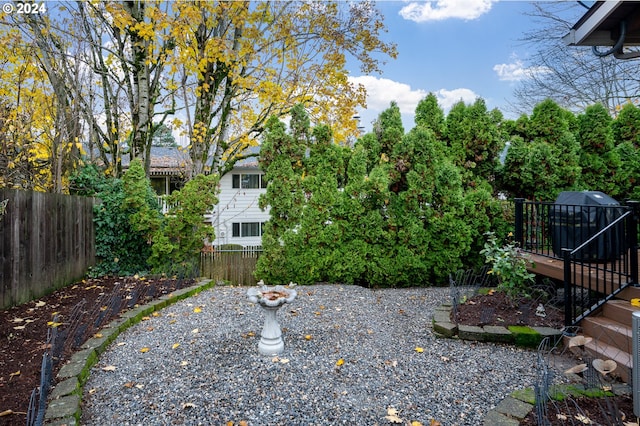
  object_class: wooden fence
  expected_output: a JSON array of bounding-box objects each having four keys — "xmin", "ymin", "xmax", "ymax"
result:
[
  {"xmin": 200, "ymin": 246, "xmax": 262, "ymax": 285},
  {"xmin": 0, "ymin": 189, "xmax": 97, "ymax": 309}
]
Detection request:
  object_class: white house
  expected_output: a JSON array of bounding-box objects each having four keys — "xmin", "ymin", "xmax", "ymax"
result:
[
  {"xmin": 206, "ymin": 155, "xmax": 270, "ymax": 248},
  {"xmin": 130, "ymin": 146, "xmax": 269, "ymax": 248}
]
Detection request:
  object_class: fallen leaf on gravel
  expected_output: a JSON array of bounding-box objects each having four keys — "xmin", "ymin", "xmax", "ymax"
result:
[
  {"xmin": 182, "ymin": 402, "xmax": 196, "ymax": 409},
  {"xmin": 12, "ymin": 317, "xmax": 25, "ymax": 323},
  {"xmin": 557, "ymin": 414, "xmax": 568, "ymax": 420},
  {"xmin": 415, "ymin": 347, "xmax": 424, "ymax": 353},
  {"xmin": 94, "ymin": 333, "xmax": 103, "ymax": 338},
  {"xmin": 141, "ymin": 316, "xmax": 151, "ymax": 321},
  {"xmin": 46, "ymin": 321, "xmax": 62, "ymax": 328},
  {"xmin": 193, "ymin": 307, "xmax": 202, "ymax": 313},
  {"xmin": 124, "ymin": 382, "xmax": 135, "ymax": 388},
  {"xmin": 411, "ymin": 421, "xmax": 424, "ymax": 426},
  {"xmin": 564, "ymin": 364, "xmax": 587, "ymax": 375},
  {"xmin": 440, "ymin": 356, "xmax": 450, "ymax": 362},
  {"xmin": 9, "ymin": 371, "xmax": 20, "ymax": 379},
  {"xmin": 336, "ymin": 358, "xmax": 344, "ymax": 367},
  {"xmin": 34, "ymin": 301, "xmax": 46, "ymax": 308},
  {"xmin": 102, "ymin": 365, "xmax": 116, "ymax": 372},
  {"xmin": 116, "ymin": 342, "xmax": 126, "ymax": 346},
  {"xmin": 304, "ymin": 334, "xmax": 312, "ymax": 340},
  {"xmin": 429, "ymin": 420, "xmax": 442, "ymax": 426},
  {"xmin": 13, "ymin": 325, "xmax": 26, "ymax": 330},
  {"xmin": 135, "ymin": 384, "xmax": 144, "ymax": 389},
  {"xmin": 191, "ymin": 328, "xmax": 199, "ymax": 334},
  {"xmin": 152, "ymin": 312, "xmax": 161, "ymax": 317},
  {"xmin": 172, "ymin": 343, "xmax": 180, "ymax": 349},
  {"xmin": 385, "ymin": 407, "xmax": 403, "ymax": 423},
  {"xmin": 279, "ymin": 358, "xmax": 290, "ymax": 364},
  {"xmin": 88, "ymin": 388, "xmax": 97, "ymax": 395},
  {"xmin": 180, "ymin": 361, "xmax": 189, "ymax": 366},
  {"xmin": 140, "ymin": 347, "xmax": 150, "ymax": 353}
]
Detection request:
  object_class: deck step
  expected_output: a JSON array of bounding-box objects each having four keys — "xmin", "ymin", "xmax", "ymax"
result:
[
  {"xmin": 602, "ymin": 299, "xmax": 640, "ymax": 324},
  {"xmin": 583, "ymin": 338, "xmax": 632, "ymax": 383},
  {"xmin": 581, "ymin": 316, "xmax": 632, "ymax": 352},
  {"xmin": 617, "ymin": 286, "xmax": 640, "ymax": 301}
]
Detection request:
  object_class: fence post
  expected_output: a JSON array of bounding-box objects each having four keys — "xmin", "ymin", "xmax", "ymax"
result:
[
  {"xmin": 515, "ymin": 198, "xmax": 524, "ymax": 248},
  {"xmin": 563, "ymin": 248, "xmax": 573, "ymax": 327},
  {"xmin": 627, "ymin": 200, "xmax": 639, "ymax": 286}
]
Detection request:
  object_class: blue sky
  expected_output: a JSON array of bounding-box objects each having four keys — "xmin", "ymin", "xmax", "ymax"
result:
[{"xmin": 347, "ymin": 0, "xmax": 586, "ymax": 133}]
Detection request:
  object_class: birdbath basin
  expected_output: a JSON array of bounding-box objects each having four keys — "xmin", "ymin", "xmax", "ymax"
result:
[{"xmin": 247, "ymin": 283, "xmax": 297, "ymax": 355}]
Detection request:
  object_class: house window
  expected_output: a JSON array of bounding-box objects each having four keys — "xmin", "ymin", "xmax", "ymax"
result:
[
  {"xmin": 232, "ymin": 222, "xmax": 265, "ymax": 237},
  {"xmin": 232, "ymin": 174, "xmax": 267, "ymax": 189}
]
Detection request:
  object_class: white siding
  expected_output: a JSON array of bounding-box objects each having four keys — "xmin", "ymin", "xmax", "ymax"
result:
[{"xmin": 208, "ymin": 166, "xmax": 270, "ymax": 247}]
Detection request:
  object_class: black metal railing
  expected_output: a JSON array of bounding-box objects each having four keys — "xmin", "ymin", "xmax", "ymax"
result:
[{"xmin": 515, "ymin": 198, "xmax": 640, "ymax": 326}]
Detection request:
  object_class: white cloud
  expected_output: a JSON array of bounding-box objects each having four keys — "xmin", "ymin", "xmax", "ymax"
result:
[
  {"xmin": 493, "ymin": 60, "xmax": 551, "ymax": 81},
  {"xmin": 435, "ymin": 88, "xmax": 478, "ymax": 110},
  {"xmin": 349, "ymin": 75, "xmax": 478, "ymax": 130},
  {"xmin": 349, "ymin": 75, "xmax": 428, "ymax": 115},
  {"xmin": 399, "ymin": 0, "xmax": 496, "ymax": 23}
]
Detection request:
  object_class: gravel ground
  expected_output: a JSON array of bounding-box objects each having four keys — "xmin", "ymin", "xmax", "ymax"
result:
[{"xmin": 81, "ymin": 284, "xmax": 547, "ymax": 426}]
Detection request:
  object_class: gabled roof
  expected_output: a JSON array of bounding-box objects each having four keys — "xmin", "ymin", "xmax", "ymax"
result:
[{"xmin": 563, "ymin": 1, "xmax": 640, "ymax": 50}]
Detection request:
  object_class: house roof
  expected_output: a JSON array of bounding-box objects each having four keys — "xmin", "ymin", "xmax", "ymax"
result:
[
  {"xmin": 121, "ymin": 147, "xmax": 192, "ymax": 176},
  {"xmin": 121, "ymin": 145, "xmax": 262, "ymax": 176},
  {"xmin": 563, "ymin": 1, "xmax": 640, "ymax": 50}
]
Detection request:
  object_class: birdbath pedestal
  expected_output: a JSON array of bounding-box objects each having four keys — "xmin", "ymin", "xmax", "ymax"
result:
[{"xmin": 247, "ymin": 284, "xmax": 297, "ymax": 355}]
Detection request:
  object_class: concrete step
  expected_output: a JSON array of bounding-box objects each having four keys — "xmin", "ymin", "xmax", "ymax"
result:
[
  {"xmin": 601, "ymin": 299, "xmax": 640, "ymax": 325},
  {"xmin": 581, "ymin": 316, "xmax": 632, "ymax": 353}
]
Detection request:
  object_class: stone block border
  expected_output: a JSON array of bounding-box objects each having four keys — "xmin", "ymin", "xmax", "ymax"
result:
[
  {"xmin": 432, "ymin": 303, "xmax": 566, "ymax": 425},
  {"xmin": 44, "ymin": 279, "xmax": 215, "ymax": 426},
  {"xmin": 432, "ymin": 303, "xmax": 564, "ymax": 348}
]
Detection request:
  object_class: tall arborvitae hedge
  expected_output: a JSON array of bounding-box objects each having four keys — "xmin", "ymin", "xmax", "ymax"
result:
[{"xmin": 256, "ymin": 103, "xmax": 507, "ymax": 286}]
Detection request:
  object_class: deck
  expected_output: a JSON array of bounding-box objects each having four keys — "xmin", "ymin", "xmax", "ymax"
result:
[{"xmin": 526, "ymin": 251, "xmax": 639, "ymax": 294}]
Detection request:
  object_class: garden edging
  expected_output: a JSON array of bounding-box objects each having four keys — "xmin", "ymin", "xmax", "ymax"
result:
[
  {"xmin": 432, "ymin": 302, "xmax": 565, "ymax": 425},
  {"xmin": 43, "ymin": 278, "xmax": 215, "ymax": 426},
  {"xmin": 432, "ymin": 302, "xmax": 564, "ymax": 348}
]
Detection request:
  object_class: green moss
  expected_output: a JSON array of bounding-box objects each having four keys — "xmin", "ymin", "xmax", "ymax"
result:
[
  {"xmin": 507, "ymin": 325, "xmax": 541, "ymax": 348},
  {"xmin": 511, "ymin": 387, "xmax": 536, "ymax": 405},
  {"xmin": 537, "ymin": 384, "xmax": 616, "ymax": 402}
]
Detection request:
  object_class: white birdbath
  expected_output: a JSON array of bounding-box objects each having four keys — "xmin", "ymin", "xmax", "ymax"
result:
[{"xmin": 247, "ymin": 283, "xmax": 297, "ymax": 355}]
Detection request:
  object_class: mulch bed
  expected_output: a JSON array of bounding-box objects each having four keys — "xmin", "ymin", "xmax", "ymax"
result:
[
  {"xmin": 521, "ymin": 394, "xmax": 636, "ymax": 425},
  {"xmin": 456, "ymin": 291, "xmax": 638, "ymax": 425},
  {"xmin": 453, "ymin": 291, "xmax": 565, "ymax": 328},
  {"xmin": 0, "ymin": 276, "xmax": 195, "ymax": 425}
]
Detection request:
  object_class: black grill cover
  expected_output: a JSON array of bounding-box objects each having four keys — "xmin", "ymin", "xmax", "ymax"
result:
[{"xmin": 550, "ymin": 191, "xmax": 625, "ymax": 261}]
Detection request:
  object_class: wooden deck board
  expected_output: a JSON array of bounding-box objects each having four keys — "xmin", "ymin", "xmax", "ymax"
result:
[{"xmin": 526, "ymin": 252, "xmax": 638, "ymax": 294}]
